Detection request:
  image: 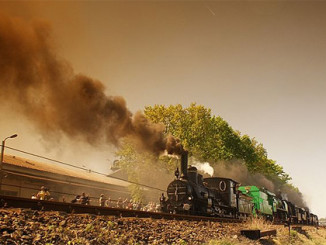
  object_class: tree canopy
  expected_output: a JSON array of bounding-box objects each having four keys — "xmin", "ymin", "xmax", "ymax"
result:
[
  {"xmin": 115, "ymin": 103, "xmax": 296, "ymax": 201},
  {"xmin": 144, "ymin": 103, "xmax": 290, "ymax": 184}
]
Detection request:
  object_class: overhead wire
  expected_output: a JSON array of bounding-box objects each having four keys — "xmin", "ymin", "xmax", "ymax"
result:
[
  {"xmin": 2, "ymin": 145, "xmax": 166, "ymax": 192},
  {"xmin": 2, "ymin": 170, "xmax": 132, "ymax": 196},
  {"xmin": 1, "ymin": 182, "xmax": 128, "ymax": 201}
]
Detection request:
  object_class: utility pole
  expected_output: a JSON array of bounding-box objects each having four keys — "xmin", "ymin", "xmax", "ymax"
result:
[{"xmin": 0, "ymin": 134, "xmax": 18, "ymax": 192}]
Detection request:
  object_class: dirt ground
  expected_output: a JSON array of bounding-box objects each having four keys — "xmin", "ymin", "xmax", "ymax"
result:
[{"xmin": 0, "ymin": 208, "xmax": 325, "ymax": 245}]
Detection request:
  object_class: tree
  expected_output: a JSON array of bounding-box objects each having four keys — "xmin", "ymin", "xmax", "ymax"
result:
[
  {"xmin": 144, "ymin": 103, "xmax": 237, "ymax": 161},
  {"xmin": 144, "ymin": 103, "xmax": 290, "ymax": 183},
  {"xmin": 115, "ymin": 137, "xmax": 178, "ymax": 201},
  {"xmin": 114, "ymin": 138, "xmax": 146, "ymax": 202},
  {"xmin": 115, "ymin": 103, "xmax": 292, "ymax": 201}
]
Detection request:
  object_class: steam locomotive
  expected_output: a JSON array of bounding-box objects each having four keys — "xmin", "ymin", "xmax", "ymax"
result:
[{"xmin": 161, "ymin": 152, "xmax": 318, "ymax": 225}]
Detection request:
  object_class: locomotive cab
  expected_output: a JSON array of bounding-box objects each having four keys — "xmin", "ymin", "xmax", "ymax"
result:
[
  {"xmin": 203, "ymin": 177, "xmax": 239, "ymax": 217},
  {"xmin": 203, "ymin": 177, "xmax": 238, "ymax": 208}
]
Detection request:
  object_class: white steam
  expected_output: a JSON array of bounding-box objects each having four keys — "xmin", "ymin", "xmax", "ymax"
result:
[{"xmin": 193, "ymin": 162, "xmax": 214, "ymax": 176}]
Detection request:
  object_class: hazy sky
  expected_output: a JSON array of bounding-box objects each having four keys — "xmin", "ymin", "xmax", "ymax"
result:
[{"xmin": 0, "ymin": 1, "xmax": 325, "ymax": 217}]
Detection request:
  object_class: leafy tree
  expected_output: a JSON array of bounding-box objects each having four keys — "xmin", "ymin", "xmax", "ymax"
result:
[
  {"xmin": 144, "ymin": 103, "xmax": 235, "ymax": 161},
  {"xmin": 144, "ymin": 103, "xmax": 290, "ymax": 183},
  {"xmin": 115, "ymin": 137, "xmax": 178, "ymax": 201},
  {"xmin": 114, "ymin": 138, "xmax": 145, "ymax": 202},
  {"xmin": 116, "ymin": 103, "xmax": 292, "ymax": 201}
]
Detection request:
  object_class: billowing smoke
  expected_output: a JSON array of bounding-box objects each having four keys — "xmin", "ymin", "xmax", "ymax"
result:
[
  {"xmin": 213, "ymin": 160, "xmax": 275, "ymax": 191},
  {"xmin": 0, "ymin": 13, "xmax": 182, "ymax": 155},
  {"xmin": 193, "ymin": 162, "xmax": 214, "ymax": 176},
  {"xmin": 280, "ymin": 184, "xmax": 306, "ymax": 208},
  {"xmin": 165, "ymin": 136, "xmax": 185, "ymax": 155}
]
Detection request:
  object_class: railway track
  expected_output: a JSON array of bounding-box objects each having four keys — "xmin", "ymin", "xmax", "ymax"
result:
[{"xmin": 0, "ymin": 195, "xmax": 242, "ymax": 223}]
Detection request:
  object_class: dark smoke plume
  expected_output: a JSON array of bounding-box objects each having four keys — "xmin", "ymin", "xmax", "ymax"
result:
[
  {"xmin": 165, "ymin": 136, "xmax": 185, "ymax": 155},
  {"xmin": 0, "ymin": 13, "xmax": 181, "ymax": 155},
  {"xmin": 213, "ymin": 159, "xmax": 307, "ymax": 207},
  {"xmin": 280, "ymin": 184, "xmax": 306, "ymax": 208},
  {"xmin": 213, "ymin": 160, "xmax": 275, "ymax": 191}
]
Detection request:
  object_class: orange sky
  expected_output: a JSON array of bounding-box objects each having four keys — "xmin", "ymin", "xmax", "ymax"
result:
[{"xmin": 1, "ymin": 1, "xmax": 326, "ymax": 217}]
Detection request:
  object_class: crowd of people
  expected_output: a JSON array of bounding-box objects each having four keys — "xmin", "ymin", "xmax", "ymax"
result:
[
  {"xmin": 31, "ymin": 186, "xmax": 162, "ymax": 213},
  {"xmin": 98, "ymin": 195, "xmax": 161, "ymax": 212},
  {"xmin": 71, "ymin": 192, "xmax": 91, "ymax": 205}
]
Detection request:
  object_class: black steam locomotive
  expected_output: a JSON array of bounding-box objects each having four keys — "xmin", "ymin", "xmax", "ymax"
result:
[
  {"xmin": 161, "ymin": 151, "xmax": 318, "ymax": 225},
  {"xmin": 161, "ymin": 152, "xmax": 252, "ymax": 218}
]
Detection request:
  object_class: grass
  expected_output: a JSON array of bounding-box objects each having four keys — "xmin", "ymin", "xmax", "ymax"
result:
[
  {"xmin": 240, "ymin": 218, "xmax": 326, "ymax": 244},
  {"xmin": 243, "ymin": 216, "xmax": 272, "ymax": 231},
  {"xmin": 207, "ymin": 239, "xmax": 237, "ymax": 245}
]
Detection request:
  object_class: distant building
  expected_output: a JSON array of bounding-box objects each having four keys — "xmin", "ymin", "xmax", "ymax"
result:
[
  {"xmin": 0, "ymin": 155, "xmax": 131, "ymax": 203},
  {"xmin": 319, "ymin": 218, "xmax": 326, "ymax": 226}
]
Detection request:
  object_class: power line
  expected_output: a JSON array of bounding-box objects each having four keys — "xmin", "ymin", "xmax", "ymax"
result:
[
  {"xmin": 1, "ymin": 182, "xmax": 127, "ymax": 201},
  {"xmin": 3, "ymin": 170, "xmax": 131, "ymax": 197},
  {"xmin": 2, "ymin": 145, "xmax": 165, "ymax": 192}
]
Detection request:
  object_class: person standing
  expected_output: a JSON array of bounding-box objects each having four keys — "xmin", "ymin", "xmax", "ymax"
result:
[
  {"xmin": 36, "ymin": 186, "xmax": 51, "ymax": 200},
  {"xmin": 105, "ymin": 197, "xmax": 112, "ymax": 207},
  {"xmin": 80, "ymin": 192, "xmax": 88, "ymax": 205},
  {"xmin": 99, "ymin": 194, "xmax": 106, "ymax": 207}
]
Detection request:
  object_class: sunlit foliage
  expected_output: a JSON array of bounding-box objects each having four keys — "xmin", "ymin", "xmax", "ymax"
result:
[
  {"xmin": 115, "ymin": 103, "xmax": 294, "ymax": 200},
  {"xmin": 144, "ymin": 103, "xmax": 290, "ymax": 183}
]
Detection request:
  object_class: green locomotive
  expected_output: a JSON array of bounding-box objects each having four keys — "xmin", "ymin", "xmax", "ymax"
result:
[
  {"xmin": 238, "ymin": 185, "xmax": 276, "ymax": 221},
  {"xmin": 238, "ymin": 185, "xmax": 318, "ymax": 225}
]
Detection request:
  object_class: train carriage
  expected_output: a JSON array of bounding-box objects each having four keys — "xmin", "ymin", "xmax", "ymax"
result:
[
  {"xmin": 284, "ymin": 200, "xmax": 296, "ymax": 223},
  {"xmin": 311, "ymin": 213, "xmax": 319, "ymax": 226}
]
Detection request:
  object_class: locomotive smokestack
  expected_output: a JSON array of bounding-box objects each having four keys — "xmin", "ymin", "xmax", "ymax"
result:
[{"xmin": 181, "ymin": 151, "xmax": 188, "ymax": 179}]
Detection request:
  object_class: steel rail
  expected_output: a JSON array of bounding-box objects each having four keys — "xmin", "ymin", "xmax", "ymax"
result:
[
  {"xmin": 0, "ymin": 195, "xmax": 242, "ymax": 223},
  {"xmin": 0, "ymin": 195, "xmax": 319, "ymax": 227}
]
